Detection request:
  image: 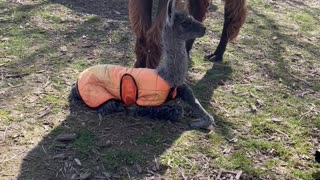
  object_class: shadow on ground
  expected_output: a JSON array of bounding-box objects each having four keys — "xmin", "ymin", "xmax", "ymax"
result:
[
  {"xmin": 50, "ymin": 0, "xmax": 129, "ymax": 20},
  {"xmin": 16, "ymin": 64, "xmax": 234, "ymax": 179}
]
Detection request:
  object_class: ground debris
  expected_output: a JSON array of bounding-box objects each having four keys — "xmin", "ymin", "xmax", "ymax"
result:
[
  {"xmin": 60, "ymin": 46, "xmax": 68, "ymax": 52},
  {"xmin": 98, "ymin": 140, "xmax": 112, "ymax": 148},
  {"xmin": 74, "ymin": 158, "xmax": 82, "ymax": 166},
  {"xmin": 250, "ymin": 104, "xmax": 258, "ymax": 113},
  {"xmin": 56, "ymin": 133, "xmax": 77, "ymax": 141},
  {"xmin": 71, "ymin": 173, "xmax": 78, "ymax": 179},
  {"xmin": 79, "ymin": 172, "xmax": 91, "ymax": 180},
  {"xmin": 37, "ymin": 106, "xmax": 52, "ymax": 119},
  {"xmin": 135, "ymin": 164, "xmax": 143, "ymax": 174},
  {"xmin": 102, "ymin": 172, "xmax": 111, "ymax": 178},
  {"xmin": 270, "ymin": 118, "xmax": 283, "ymax": 124},
  {"xmin": 216, "ymin": 169, "xmax": 244, "ymax": 180},
  {"xmin": 52, "ymin": 154, "xmax": 66, "ymax": 160}
]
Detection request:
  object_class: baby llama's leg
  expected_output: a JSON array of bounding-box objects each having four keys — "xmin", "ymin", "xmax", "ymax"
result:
[
  {"xmin": 131, "ymin": 105, "xmax": 184, "ymax": 122},
  {"xmin": 70, "ymin": 84, "xmax": 125, "ymax": 115},
  {"xmin": 177, "ymin": 84, "xmax": 215, "ymax": 129},
  {"xmin": 97, "ymin": 100, "xmax": 126, "ymax": 115}
]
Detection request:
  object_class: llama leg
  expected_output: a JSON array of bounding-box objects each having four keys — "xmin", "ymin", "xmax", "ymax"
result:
[
  {"xmin": 205, "ymin": 17, "xmax": 230, "ymax": 62},
  {"xmin": 143, "ymin": 0, "xmax": 169, "ymax": 69},
  {"xmin": 69, "ymin": 84, "xmax": 81, "ymax": 102},
  {"xmin": 177, "ymin": 84, "xmax": 215, "ymax": 129},
  {"xmin": 129, "ymin": 105, "xmax": 184, "ymax": 122},
  {"xmin": 185, "ymin": 0, "xmax": 210, "ymax": 54},
  {"xmin": 133, "ymin": 38, "xmax": 148, "ymax": 68},
  {"xmin": 69, "ymin": 84, "xmax": 125, "ymax": 115},
  {"xmin": 97, "ymin": 100, "xmax": 126, "ymax": 115},
  {"xmin": 128, "ymin": 0, "xmax": 153, "ymax": 68},
  {"xmin": 206, "ymin": 0, "xmax": 247, "ymax": 62}
]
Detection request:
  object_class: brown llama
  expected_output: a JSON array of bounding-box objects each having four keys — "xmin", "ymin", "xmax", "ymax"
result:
[{"xmin": 128, "ymin": 0, "xmax": 247, "ymax": 69}]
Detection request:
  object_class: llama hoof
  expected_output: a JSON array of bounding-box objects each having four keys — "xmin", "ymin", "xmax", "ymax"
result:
[
  {"xmin": 316, "ymin": 149, "xmax": 320, "ymax": 163},
  {"xmin": 190, "ymin": 116, "xmax": 215, "ymax": 129},
  {"xmin": 204, "ymin": 53, "xmax": 223, "ymax": 62}
]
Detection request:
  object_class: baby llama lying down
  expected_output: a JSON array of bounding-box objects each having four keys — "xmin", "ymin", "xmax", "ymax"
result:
[{"xmin": 70, "ymin": 0, "xmax": 215, "ymax": 129}]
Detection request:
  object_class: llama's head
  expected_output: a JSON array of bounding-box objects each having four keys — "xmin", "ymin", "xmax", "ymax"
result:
[{"xmin": 164, "ymin": 0, "xmax": 206, "ymax": 41}]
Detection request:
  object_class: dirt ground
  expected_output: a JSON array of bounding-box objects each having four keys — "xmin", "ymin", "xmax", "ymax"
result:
[{"xmin": 0, "ymin": 0, "xmax": 320, "ymax": 179}]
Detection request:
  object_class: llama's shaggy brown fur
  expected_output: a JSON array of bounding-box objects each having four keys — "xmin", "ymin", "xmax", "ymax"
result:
[
  {"xmin": 224, "ymin": 0, "xmax": 247, "ymax": 41},
  {"xmin": 129, "ymin": 0, "xmax": 247, "ymax": 68}
]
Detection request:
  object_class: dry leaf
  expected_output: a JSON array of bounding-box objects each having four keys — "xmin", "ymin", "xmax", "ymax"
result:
[
  {"xmin": 74, "ymin": 158, "xmax": 82, "ymax": 166},
  {"xmin": 136, "ymin": 164, "xmax": 142, "ymax": 173},
  {"xmin": 71, "ymin": 174, "xmax": 78, "ymax": 179},
  {"xmin": 113, "ymin": 10, "xmax": 121, "ymax": 15},
  {"xmin": 102, "ymin": 172, "xmax": 111, "ymax": 178},
  {"xmin": 80, "ymin": 172, "xmax": 91, "ymax": 179},
  {"xmin": 250, "ymin": 104, "xmax": 258, "ymax": 113},
  {"xmin": 60, "ymin": 46, "xmax": 68, "ymax": 52},
  {"xmin": 56, "ymin": 133, "xmax": 77, "ymax": 141}
]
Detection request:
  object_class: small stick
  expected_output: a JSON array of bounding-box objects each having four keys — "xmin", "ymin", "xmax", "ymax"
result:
[
  {"xmin": 98, "ymin": 113, "xmax": 103, "ymax": 126},
  {"xmin": 274, "ymin": 129, "xmax": 289, "ymax": 139},
  {"xmin": 125, "ymin": 167, "xmax": 131, "ymax": 180},
  {"xmin": 41, "ymin": 145, "xmax": 47, "ymax": 155},
  {"xmin": 216, "ymin": 169, "xmax": 222, "ymax": 179},
  {"xmin": 43, "ymin": 76, "xmax": 51, "ymax": 88},
  {"xmin": 3, "ymin": 126, "xmax": 8, "ymax": 140},
  {"xmin": 235, "ymin": 170, "xmax": 242, "ymax": 179},
  {"xmin": 37, "ymin": 106, "xmax": 52, "ymax": 119}
]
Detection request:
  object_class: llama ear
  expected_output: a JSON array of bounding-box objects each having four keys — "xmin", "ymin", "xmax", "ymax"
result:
[{"xmin": 166, "ymin": 0, "xmax": 176, "ymax": 26}]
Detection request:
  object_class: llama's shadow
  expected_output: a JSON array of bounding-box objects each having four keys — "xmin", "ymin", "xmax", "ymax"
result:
[
  {"xmin": 312, "ymin": 171, "xmax": 320, "ymax": 180},
  {"xmin": 17, "ymin": 93, "xmax": 189, "ymax": 179},
  {"xmin": 49, "ymin": 0, "xmax": 129, "ymax": 21},
  {"xmin": 190, "ymin": 62, "xmax": 234, "ymax": 136}
]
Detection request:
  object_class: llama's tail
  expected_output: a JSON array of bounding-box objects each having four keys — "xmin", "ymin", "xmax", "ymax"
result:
[{"xmin": 224, "ymin": 0, "xmax": 247, "ymax": 42}]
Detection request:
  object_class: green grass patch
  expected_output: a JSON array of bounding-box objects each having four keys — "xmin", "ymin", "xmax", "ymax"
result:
[
  {"xmin": 40, "ymin": 94, "xmax": 68, "ymax": 109},
  {"xmin": 0, "ymin": 110, "xmax": 23, "ymax": 126},
  {"xmin": 136, "ymin": 128, "xmax": 165, "ymax": 146},
  {"xmin": 240, "ymin": 139, "xmax": 290, "ymax": 158},
  {"xmin": 214, "ymin": 151, "xmax": 262, "ymax": 177},
  {"xmin": 72, "ymin": 130, "xmax": 95, "ymax": 155},
  {"xmin": 102, "ymin": 149, "xmax": 144, "ymax": 170}
]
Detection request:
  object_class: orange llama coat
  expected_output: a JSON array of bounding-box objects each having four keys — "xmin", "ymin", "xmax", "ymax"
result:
[{"xmin": 76, "ymin": 64, "xmax": 176, "ymax": 108}]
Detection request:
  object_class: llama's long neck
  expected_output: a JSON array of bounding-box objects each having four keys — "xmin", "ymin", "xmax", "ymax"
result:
[{"xmin": 156, "ymin": 26, "xmax": 188, "ymax": 87}]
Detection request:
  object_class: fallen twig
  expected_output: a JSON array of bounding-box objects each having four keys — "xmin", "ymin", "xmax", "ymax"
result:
[
  {"xmin": 216, "ymin": 169, "xmax": 222, "ymax": 179},
  {"xmin": 41, "ymin": 145, "xmax": 47, "ymax": 155},
  {"xmin": 4, "ymin": 73, "xmax": 29, "ymax": 78},
  {"xmin": 37, "ymin": 106, "xmax": 52, "ymax": 119},
  {"xmin": 43, "ymin": 76, "xmax": 51, "ymax": 89},
  {"xmin": 274, "ymin": 129, "xmax": 289, "ymax": 139},
  {"xmin": 56, "ymin": 133, "xmax": 77, "ymax": 141},
  {"xmin": 2, "ymin": 126, "xmax": 8, "ymax": 140},
  {"xmin": 235, "ymin": 170, "xmax": 242, "ymax": 179},
  {"xmin": 288, "ymin": 72, "xmax": 313, "ymax": 87},
  {"xmin": 299, "ymin": 105, "xmax": 315, "ymax": 121},
  {"xmin": 125, "ymin": 122, "xmax": 142, "ymax": 128}
]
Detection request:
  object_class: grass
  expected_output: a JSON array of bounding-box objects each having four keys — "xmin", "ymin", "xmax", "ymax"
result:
[
  {"xmin": 72, "ymin": 130, "xmax": 95, "ymax": 155},
  {"xmin": 102, "ymin": 150, "xmax": 144, "ymax": 170},
  {"xmin": 0, "ymin": 0, "xmax": 319, "ymax": 179}
]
